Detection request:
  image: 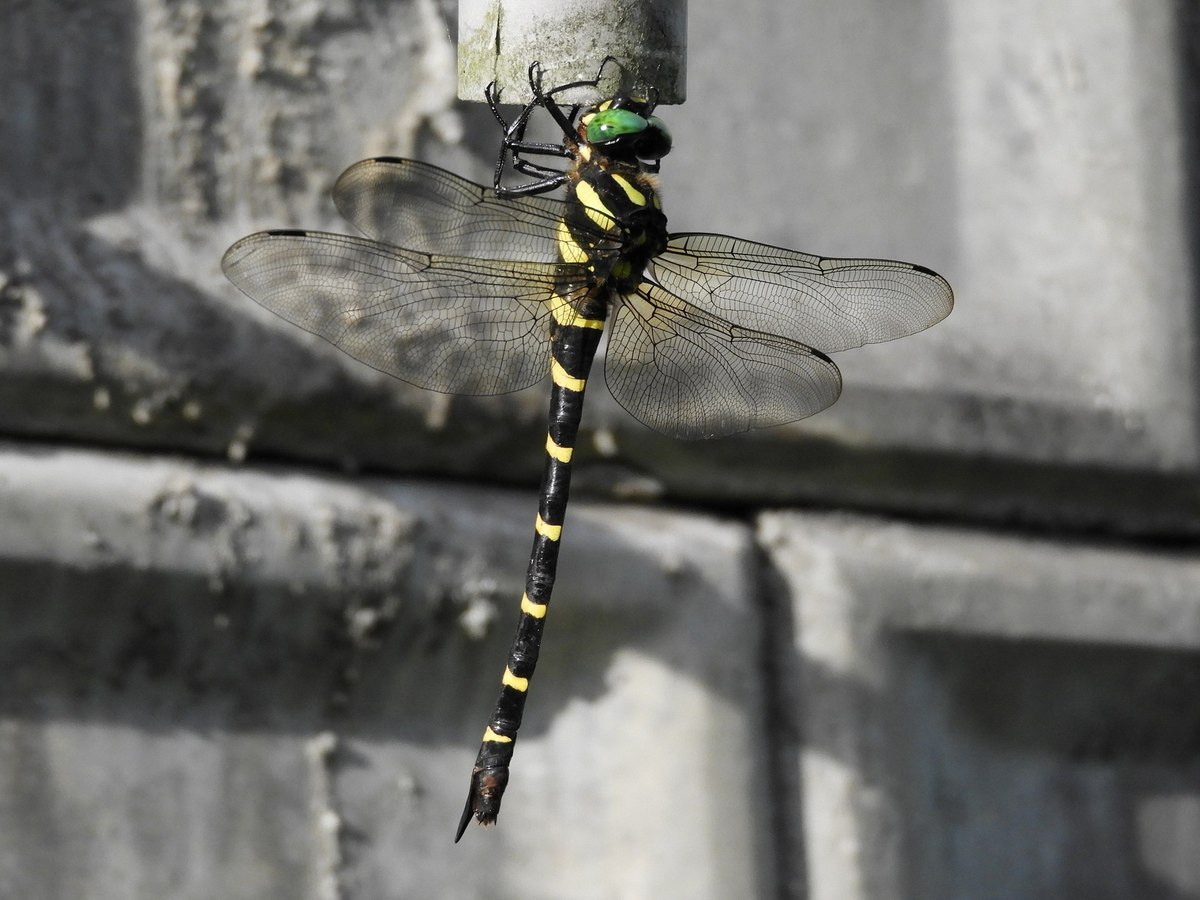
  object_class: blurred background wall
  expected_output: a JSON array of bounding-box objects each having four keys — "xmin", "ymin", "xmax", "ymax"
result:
[{"xmin": 0, "ymin": 1, "xmax": 1197, "ymax": 898}]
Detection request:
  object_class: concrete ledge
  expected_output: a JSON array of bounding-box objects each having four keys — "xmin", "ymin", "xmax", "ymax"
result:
[
  {"xmin": 0, "ymin": 443, "xmax": 773, "ymax": 899},
  {"xmin": 761, "ymin": 511, "xmax": 1200, "ymax": 900}
]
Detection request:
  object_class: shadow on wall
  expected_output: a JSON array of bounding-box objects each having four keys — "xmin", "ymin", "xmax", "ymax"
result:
[
  {"xmin": 895, "ymin": 634, "xmax": 1200, "ymax": 900},
  {"xmin": 1177, "ymin": 0, "xmax": 1200, "ymax": 457},
  {"xmin": 2, "ymin": 0, "xmax": 143, "ymax": 211}
]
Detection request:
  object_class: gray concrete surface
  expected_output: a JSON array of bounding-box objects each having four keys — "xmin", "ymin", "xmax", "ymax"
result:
[
  {"xmin": 0, "ymin": 443, "xmax": 773, "ymax": 899},
  {"xmin": 3, "ymin": 0, "xmax": 1195, "ymax": 530},
  {"xmin": 1, "ymin": 0, "xmax": 1197, "ymax": 897},
  {"xmin": 762, "ymin": 512, "xmax": 1200, "ymax": 900},
  {"xmin": 457, "ymin": 0, "xmax": 687, "ymax": 104}
]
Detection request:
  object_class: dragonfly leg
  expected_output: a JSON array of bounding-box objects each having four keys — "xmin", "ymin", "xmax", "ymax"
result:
[
  {"xmin": 528, "ymin": 56, "xmax": 621, "ymax": 108},
  {"xmin": 526, "ymin": 61, "xmax": 591, "ymax": 142},
  {"xmin": 512, "ymin": 155, "xmax": 567, "ymax": 176},
  {"xmin": 490, "ymin": 57, "xmax": 632, "ymax": 193},
  {"xmin": 488, "ymin": 76, "xmax": 575, "ymax": 192},
  {"xmin": 492, "ymin": 172, "xmax": 568, "ymax": 198}
]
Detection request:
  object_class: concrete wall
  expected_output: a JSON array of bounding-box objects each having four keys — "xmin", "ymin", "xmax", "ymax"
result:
[{"xmin": 1, "ymin": 0, "xmax": 1196, "ymax": 898}]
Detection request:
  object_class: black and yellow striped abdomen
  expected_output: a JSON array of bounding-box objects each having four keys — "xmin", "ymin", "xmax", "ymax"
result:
[{"xmin": 456, "ymin": 161, "xmax": 664, "ymax": 839}]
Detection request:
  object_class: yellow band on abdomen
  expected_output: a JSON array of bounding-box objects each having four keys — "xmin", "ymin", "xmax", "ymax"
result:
[
  {"xmin": 545, "ymin": 434, "xmax": 574, "ymax": 463},
  {"xmin": 502, "ymin": 667, "xmax": 529, "ymax": 692},
  {"xmin": 535, "ymin": 514, "xmax": 562, "ymax": 541},
  {"xmin": 482, "ymin": 727, "xmax": 513, "ymax": 744},
  {"xmin": 520, "ymin": 592, "xmax": 548, "ymax": 619},
  {"xmin": 550, "ymin": 359, "xmax": 586, "ymax": 392},
  {"xmin": 548, "ymin": 293, "xmax": 604, "ymax": 330}
]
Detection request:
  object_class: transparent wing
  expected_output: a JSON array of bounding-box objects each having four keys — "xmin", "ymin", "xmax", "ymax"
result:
[
  {"xmin": 653, "ymin": 233, "xmax": 953, "ymax": 353},
  {"xmin": 333, "ymin": 157, "xmax": 619, "ymax": 262},
  {"xmin": 221, "ymin": 229, "xmax": 571, "ymax": 395},
  {"xmin": 605, "ymin": 283, "xmax": 843, "ymax": 440}
]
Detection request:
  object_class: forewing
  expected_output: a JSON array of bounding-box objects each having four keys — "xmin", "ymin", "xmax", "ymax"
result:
[
  {"xmin": 654, "ymin": 233, "xmax": 953, "ymax": 353},
  {"xmin": 333, "ymin": 157, "xmax": 618, "ymax": 262},
  {"xmin": 222, "ymin": 230, "xmax": 565, "ymax": 395},
  {"xmin": 605, "ymin": 283, "xmax": 843, "ymax": 440}
]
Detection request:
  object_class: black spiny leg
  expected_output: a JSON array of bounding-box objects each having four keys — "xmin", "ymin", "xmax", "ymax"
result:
[
  {"xmin": 528, "ymin": 56, "xmax": 622, "ymax": 110},
  {"xmin": 486, "ymin": 78, "xmax": 571, "ymax": 193},
  {"xmin": 486, "ymin": 58, "xmax": 625, "ymax": 197}
]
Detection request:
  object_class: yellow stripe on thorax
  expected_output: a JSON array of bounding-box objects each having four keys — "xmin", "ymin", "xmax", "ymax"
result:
[
  {"xmin": 535, "ymin": 514, "xmax": 562, "ymax": 541},
  {"xmin": 556, "ymin": 219, "xmax": 591, "ymax": 265},
  {"xmin": 482, "ymin": 727, "xmax": 513, "ymax": 744},
  {"xmin": 502, "ymin": 667, "xmax": 529, "ymax": 692},
  {"xmin": 545, "ymin": 435, "xmax": 574, "ymax": 463},
  {"xmin": 547, "ymin": 293, "xmax": 604, "ymax": 330},
  {"xmin": 550, "ymin": 358, "xmax": 586, "ymax": 392},
  {"xmin": 610, "ymin": 173, "xmax": 647, "ymax": 206},
  {"xmin": 520, "ymin": 592, "xmax": 548, "ymax": 619},
  {"xmin": 574, "ymin": 181, "xmax": 615, "ymax": 231}
]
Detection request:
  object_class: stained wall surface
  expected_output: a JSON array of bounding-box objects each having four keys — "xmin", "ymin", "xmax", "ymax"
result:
[{"xmin": 1, "ymin": 1, "xmax": 1196, "ymax": 898}]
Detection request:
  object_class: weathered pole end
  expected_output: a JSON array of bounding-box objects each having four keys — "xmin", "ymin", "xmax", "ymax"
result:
[{"xmin": 458, "ymin": 0, "xmax": 687, "ymax": 106}]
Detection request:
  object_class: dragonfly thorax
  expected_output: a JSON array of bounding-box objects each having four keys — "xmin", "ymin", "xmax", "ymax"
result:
[
  {"xmin": 570, "ymin": 95, "xmax": 671, "ymax": 287},
  {"xmin": 565, "ymin": 161, "xmax": 668, "ymax": 292}
]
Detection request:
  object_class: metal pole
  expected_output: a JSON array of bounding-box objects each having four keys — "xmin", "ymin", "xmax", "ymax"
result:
[{"xmin": 458, "ymin": 0, "xmax": 687, "ymax": 106}]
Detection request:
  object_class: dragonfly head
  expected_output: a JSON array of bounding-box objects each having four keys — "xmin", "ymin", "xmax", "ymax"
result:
[{"xmin": 580, "ymin": 96, "xmax": 672, "ymax": 163}]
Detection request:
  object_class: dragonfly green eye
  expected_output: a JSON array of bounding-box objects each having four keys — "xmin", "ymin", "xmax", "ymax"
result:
[{"xmin": 585, "ymin": 108, "xmax": 648, "ymax": 144}]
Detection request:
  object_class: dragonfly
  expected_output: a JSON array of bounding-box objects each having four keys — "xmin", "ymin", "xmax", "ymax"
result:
[{"xmin": 221, "ymin": 59, "xmax": 953, "ymax": 841}]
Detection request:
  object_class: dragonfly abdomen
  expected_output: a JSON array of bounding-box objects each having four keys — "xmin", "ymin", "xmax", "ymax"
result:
[
  {"xmin": 456, "ymin": 161, "xmax": 670, "ymax": 838},
  {"xmin": 456, "ymin": 275, "xmax": 608, "ymax": 839}
]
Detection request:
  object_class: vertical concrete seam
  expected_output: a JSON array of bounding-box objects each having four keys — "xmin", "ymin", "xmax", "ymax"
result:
[{"xmin": 305, "ymin": 730, "xmax": 346, "ymax": 900}]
